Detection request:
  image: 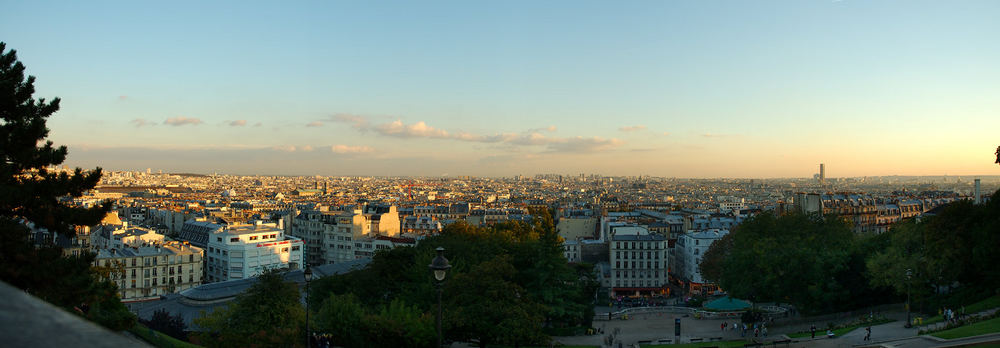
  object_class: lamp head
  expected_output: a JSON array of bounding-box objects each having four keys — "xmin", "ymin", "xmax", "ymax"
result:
[{"xmin": 429, "ymin": 247, "xmax": 451, "ymax": 282}]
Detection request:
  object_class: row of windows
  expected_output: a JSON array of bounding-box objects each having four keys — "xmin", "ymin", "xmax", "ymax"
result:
[
  {"xmin": 615, "ymin": 261, "xmax": 662, "ymax": 269},
  {"xmin": 614, "ymin": 251, "xmax": 661, "ymax": 260},
  {"xmin": 614, "ymin": 270, "xmax": 662, "ymax": 278},
  {"xmin": 614, "ymin": 241, "xmax": 663, "ymax": 250},
  {"xmin": 615, "ymin": 280, "xmax": 659, "ymax": 287}
]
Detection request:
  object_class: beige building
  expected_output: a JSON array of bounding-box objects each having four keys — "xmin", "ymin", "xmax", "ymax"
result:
[
  {"xmin": 93, "ymin": 241, "xmax": 204, "ymax": 302},
  {"xmin": 293, "ymin": 204, "xmax": 401, "ymax": 265}
]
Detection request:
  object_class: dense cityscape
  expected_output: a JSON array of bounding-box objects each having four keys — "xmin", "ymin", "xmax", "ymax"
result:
[{"xmin": 4, "ymin": 1, "xmax": 1000, "ymax": 347}]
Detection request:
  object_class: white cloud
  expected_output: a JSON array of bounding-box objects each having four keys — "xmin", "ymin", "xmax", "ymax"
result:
[
  {"xmin": 272, "ymin": 145, "xmax": 297, "ymax": 152},
  {"xmin": 326, "ymin": 114, "xmax": 623, "ymax": 153},
  {"xmin": 375, "ymin": 120, "xmax": 450, "ymax": 138},
  {"xmin": 330, "ymin": 145, "xmax": 374, "ymax": 154},
  {"xmin": 164, "ymin": 116, "xmax": 203, "ymax": 126},
  {"xmin": 230, "ymin": 120, "xmax": 247, "ymax": 127},
  {"xmin": 306, "ymin": 121, "xmax": 324, "ymax": 127}
]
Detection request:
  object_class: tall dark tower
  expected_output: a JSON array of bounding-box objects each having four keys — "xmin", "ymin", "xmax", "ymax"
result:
[{"xmin": 819, "ymin": 163, "xmax": 826, "ymax": 185}]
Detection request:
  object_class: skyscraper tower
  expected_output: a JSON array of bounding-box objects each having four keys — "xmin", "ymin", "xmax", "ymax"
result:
[
  {"xmin": 819, "ymin": 163, "xmax": 826, "ymax": 184},
  {"xmin": 975, "ymin": 178, "xmax": 982, "ymax": 204}
]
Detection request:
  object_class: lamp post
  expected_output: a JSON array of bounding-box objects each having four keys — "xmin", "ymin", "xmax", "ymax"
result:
[
  {"xmin": 304, "ymin": 266, "xmax": 313, "ymax": 347},
  {"xmin": 429, "ymin": 247, "xmax": 451, "ymax": 348},
  {"xmin": 904, "ymin": 268, "xmax": 912, "ymax": 328}
]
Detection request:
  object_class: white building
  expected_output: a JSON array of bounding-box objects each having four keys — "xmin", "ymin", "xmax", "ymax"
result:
[
  {"xmin": 90, "ymin": 222, "xmax": 165, "ymax": 250},
  {"xmin": 93, "ymin": 241, "xmax": 204, "ymax": 302},
  {"xmin": 205, "ymin": 221, "xmax": 304, "ymax": 282},
  {"xmin": 609, "ymin": 225, "xmax": 668, "ymax": 297},
  {"xmin": 674, "ymin": 229, "xmax": 729, "ymax": 295}
]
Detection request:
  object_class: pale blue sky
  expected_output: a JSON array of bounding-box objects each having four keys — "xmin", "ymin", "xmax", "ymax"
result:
[{"xmin": 2, "ymin": 1, "xmax": 998, "ymax": 177}]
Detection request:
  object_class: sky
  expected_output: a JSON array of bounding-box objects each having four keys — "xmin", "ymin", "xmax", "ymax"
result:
[{"xmin": 2, "ymin": 0, "xmax": 999, "ymax": 178}]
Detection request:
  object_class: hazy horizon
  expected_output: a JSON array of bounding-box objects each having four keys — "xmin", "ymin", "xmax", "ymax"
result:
[{"xmin": 3, "ymin": 1, "xmax": 999, "ymax": 177}]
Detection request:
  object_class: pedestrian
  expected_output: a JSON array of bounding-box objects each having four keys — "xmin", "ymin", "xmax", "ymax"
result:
[
  {"xmin": 864, "ymin": 326, "xmax": 871, "ymax": 341},
  {"xmin": 810, "ymin": 324, "xmax": 816, "ymax": 339},
  {"xmin": 763, "ymin": 327, "xmax": 768, "ymax": 337},
  {"xmin": 722, "ymin": 322, "xmax": 726, "ymax": 331}
]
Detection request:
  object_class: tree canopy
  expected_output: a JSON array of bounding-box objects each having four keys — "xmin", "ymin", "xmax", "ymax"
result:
[
  {"xmin": 309, "ymin": 209, "xmax": 596, "ymax": 347},
  {"xmin": 867, "ymin": 190, "xmax": 1000, "ymax": 310},
  {"xmin": 700, "ymin": 211, "xmax": 893, "ymax": 314},
  {"xmin": 0, "ymin": 42, "xmax": 131, "ymax": 330},
  {"xmin": 193, "ymin": 269, "xmax": 305, "ymax": 348}
]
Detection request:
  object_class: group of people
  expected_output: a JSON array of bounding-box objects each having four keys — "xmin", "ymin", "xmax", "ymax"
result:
[
  {"xmin": 309, "ymin": 333, "xmax": 333, "ymax": 348},
  {"xmin": 809, "ymin": 325, "xmax": 837, "ymax": 339},
  {"xmin": 721, "ymin": 321, "xmax": 768, "ymax": 338},
  {"xmin": 941, "ymin": 307, "xmax": 964, "ymax": 323}
]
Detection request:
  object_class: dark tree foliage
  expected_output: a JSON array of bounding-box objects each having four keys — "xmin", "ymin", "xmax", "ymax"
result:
[
  {"xmin": 868, "ymin": 189, "xmax": 1000, "ymax": 311},
  {"xmin": 702, "ymin": 211, "xmax": 894, "ymax": 314},
  {"xmin": 0, "ymin": 42, "xmax": 131, "ymax": 330},
  {"xmin": 140, "ymin": 309, "xmax": 188, "ymax": 341},
  {"xmin": 309, "ymin": 208, "xmax": 595, "ymax": 347},
  {"xmin": 0, "ymin": 43, "xmax": 111, "ymax": 235},
  {"xmin": 194, "ymin": 269, "xmax": 305, "ymax": 348}
]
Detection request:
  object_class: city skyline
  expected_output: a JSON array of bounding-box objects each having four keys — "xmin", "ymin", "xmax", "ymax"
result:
[{"xmin": 2, "ymin": 1, "xmax": 999, "ymax": 177}]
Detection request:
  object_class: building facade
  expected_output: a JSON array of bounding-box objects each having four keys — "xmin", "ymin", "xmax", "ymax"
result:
[
  {"xmin": 93, "ymin": 241, "xmax": 204, "ymax": 301},
  {"xmin": 609, "ymin": 226, "xmax": 668, "ymax": 297},
  {"xmin": 205, "ymin": 221, "xmax": 303, "ymax": 282}
]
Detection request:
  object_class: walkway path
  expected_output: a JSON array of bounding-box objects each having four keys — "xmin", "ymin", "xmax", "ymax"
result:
[{"xmin": 555, "ymin": 305, "xmax": 1000, "ymax": 348}]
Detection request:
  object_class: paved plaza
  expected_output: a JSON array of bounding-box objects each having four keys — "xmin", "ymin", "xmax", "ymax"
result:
[{"xmin": 554, "ymin": 306, "xmax": 1000, "ymax": 348}]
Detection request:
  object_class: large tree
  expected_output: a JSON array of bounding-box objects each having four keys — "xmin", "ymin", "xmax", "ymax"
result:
[
  {"xmin": 308, "ymin": 210, "xmax": 593, "ymax": 347},
  {"xmin": 0, "ymin": 42, "xmax": 130, "ymax": 330},
  {"xmin": 702, "ymin": 211, "xmax": 891, "ymax": 313},
  {"xmin": 193, "ymin": 269, "xmax": 305, "ymax": 347}
]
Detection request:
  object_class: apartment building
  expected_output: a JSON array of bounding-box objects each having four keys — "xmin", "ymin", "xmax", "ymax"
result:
[
  {"xmin": 90, "ymin": 222, "xmax": 165, "ymax": 250},
  {"xmin": 204, "ymin": 221, "xmax": 303, "ymax": 282},
  {"xmin": 673, "ymin": 229, "xmax": 729, "ymax": 295},
  {"xmin": 93, "ymin": 241, "xmax": 204, "ymax": 301},
  {"xmin": 609, "ymin": 225, "xmax": 669, "ymax": 297},
  {"xmin": 292, "ymin": 204, "xmax": 401, "ymax": 266}
]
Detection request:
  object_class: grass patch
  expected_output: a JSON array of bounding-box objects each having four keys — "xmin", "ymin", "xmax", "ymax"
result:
[
  {"xmin": 642, "ymin": 340, "xmax": 748, "ymax": 348},
  {"xmin": 917, "ymin": 295, "xmax": 1000, "ymax": 326},
  {"xmin": 128, "ymin": 323, "xmax": 201, "ymax": 348},
  {"xmin": 965, "ymin": 295, "xmax": 1000, "ymax": 314},
  {"xmin": 787, "ymin": 318, "xmax": 894, "ymax": 338},
  {"xmin": 930, "ymin": 316, "xmax": 1000, "ymax": 340}
]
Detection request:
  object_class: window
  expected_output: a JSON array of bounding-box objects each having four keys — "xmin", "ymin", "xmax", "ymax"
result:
[
  {"xmin": 292, "ymin": 245, "xmax": 300, "ymax": 251},
  {"xmin": 230, "ymin": 237, "xmax": 239, "ymax": 242},
  {"xmin": 188, "ymin": 255, "xmax": 193, "ymax": 262},
  {"xmin": 217, "ymin": 237, "xmax": 222, "ymax": 242},
  {"xmin": 250, "ymin": 236, "xmax": 258, "ymax": 241}
]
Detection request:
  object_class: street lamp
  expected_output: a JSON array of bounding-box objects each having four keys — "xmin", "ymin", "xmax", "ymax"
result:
[
  {"xmin": 429, "ymin": 247, "xmax": 452, "ymax": 348},
  {"xmin": 904, "ymin": 268, "xmax": 912, "ymax": 328},
  {"xmin": 304, "ymin": 267, "xmax": 313, "ymax": 347}
]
